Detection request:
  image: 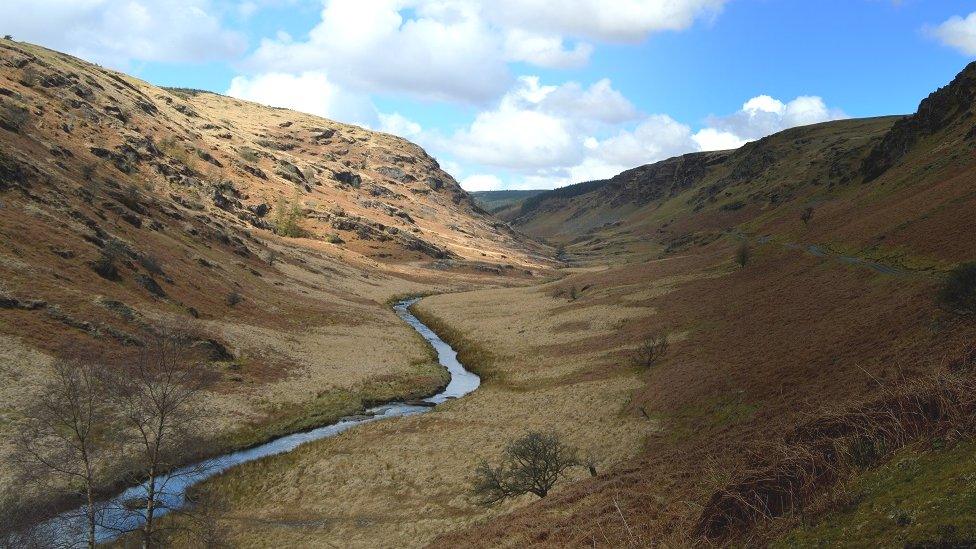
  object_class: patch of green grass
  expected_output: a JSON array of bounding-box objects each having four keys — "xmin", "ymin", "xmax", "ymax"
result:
[
  {"xmin": 776, "ymin": 440, "xmax": 976, "ymax": 548},
  {"xmin": 647, "ymin": 392, "xmax": 758, "ymax": 443}
]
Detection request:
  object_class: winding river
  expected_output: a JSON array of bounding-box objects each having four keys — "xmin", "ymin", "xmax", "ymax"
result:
[{"xmin": 39, "ymin": 297, "xmax": 480, "ymax": 545}]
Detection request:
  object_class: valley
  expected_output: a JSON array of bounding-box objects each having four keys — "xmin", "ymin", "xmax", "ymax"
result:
[{"xmin": 3, "ymin": 37, "xmax": 976, "ymax": 549}]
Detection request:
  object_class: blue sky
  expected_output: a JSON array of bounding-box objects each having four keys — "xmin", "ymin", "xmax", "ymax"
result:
[{"xmin": 7, "ymin": 1, "xmax": 976, "ymax": 190}]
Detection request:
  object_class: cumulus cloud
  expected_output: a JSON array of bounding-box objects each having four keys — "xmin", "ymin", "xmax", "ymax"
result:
[
  {"xmin": 440, "ymin": 79, "xmax": 847, "ymax": 191},
  {"xmin": 379, "ymin": 112, "xmax": 423, "ymax": 138},
  {"xmin": 929, "ymin": 11, "xmax": 976, "ymax": 56},
  {"xmin": 240, "ymin": 0, "xmax": 730, "ymax": 104},
  {"xmin": 503, "ymin": 29, "xmax": 593, "ymax": 68},
  {"xmin": 700, "ymin": 94, "xmax": 847, "ymax": 145},
  {"xmin": 3, "ymin": 0, "xmax": 246, "ymax": 68},
  {"xmin": 592, "ymin": 115, "xmax": 697, "ymax": 167},
  {"xmin": 449, "ymin": 107, "xmax": 580, "ymax": 170},
  {"xmin": 489, "ymin": 0, "xmax": 728, "ymax": 42},
  {"xmin": 540, "ymin": 79, "xmax": 640, "ymax": 124},
  {"xmin": 442, "ymin": 76, "xmax": 638, "ymax": 171},
  {"xmin": 226, "ymin": 71, "xmax": 380, "ymax": 127},
  {"xmin": 245, "ymin": 0, "xmax": 510, "ymax": 103}
]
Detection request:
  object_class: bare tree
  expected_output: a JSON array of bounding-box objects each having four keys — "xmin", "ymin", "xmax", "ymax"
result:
[
  {"xmin": 106, "ymin": 328, "xmax": 215, "ymax": 548},
  {"xmin": 13, "ymin": 354, "xmax": 117, "ymax": 549},
  {"xmin": 472, "ymin": 432, "xmax": 581, "ymax": 505},
  {"xmin": 0, "ymin": 488, "xmax": 56, "ymax": 549},
  {"xmin": 630, "ymin": 333, "xmax": 669, "ymax": 371}
]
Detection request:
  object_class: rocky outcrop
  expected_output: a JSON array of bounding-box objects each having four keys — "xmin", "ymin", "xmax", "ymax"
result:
[{"xmin": 861, "ymin": 61, "xmax": 976, "ymax": 181}]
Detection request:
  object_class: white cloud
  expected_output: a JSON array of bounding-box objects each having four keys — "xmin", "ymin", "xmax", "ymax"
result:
[
  {"xmin": 489, "ymin": 0, "xmax": 728, "ymax": 42},
  {"xmin": 540, "ymin": 78, "xmax": 640, "ymax": 124},
  {"xmin": 692, "ymin": 128, "xmax": 746, "ymax": 151},
  {"xmin": 703, "ymin": 94, "xmax": 847, "ymax": 143},
  {"xmin": 439, "ymin": 81, "xmax": 847, "ymax": 190},
  {"xmin": 441, "ymin": 76, "xmax": 638, "ymax": 171},
  {"xmin": 461, "ymin": 174, "xmax": 505, "ymax": 191},
  {"xmin": 449, "ymin": 107, "xmax": 580, "ymax": 169},
  {"xmin": 2, "ymin": 0, "xmax": 246, "ymax": 68},
  {"xmin": 240, "ymin": 0, "xmax": 730, "ymax": 104},
  {"xmin": 226, "ymin": 71, "xmax": 379, "ymax": 127},
  {"xmin": 592, "ymin": 114, "xmax": 697, "ymax": 167},
  {"xmin": 379, "ymin": 112, "xmax": 423, "ymax": 138},
  {"xmin": 245, "ymin": 0, "xmax": 510, "ymax": 103},
  {"xmin": 930, "ymin": 12, "xmax": 976, "ymax": 56},
  {"xmin": 503, "ymin": 29, "xmax": 593, "ymax": 68}
]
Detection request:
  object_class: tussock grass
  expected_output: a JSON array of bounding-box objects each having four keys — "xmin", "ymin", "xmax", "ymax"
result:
[
  {"xmin": 696, "ymin": 370, "xmax": 976, "ymax": 544},
  {"xmin": 409, "ymin": 301, "xmax": 498, "ymax": 382}
]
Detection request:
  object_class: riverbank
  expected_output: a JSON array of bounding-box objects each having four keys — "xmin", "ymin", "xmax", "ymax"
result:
[
  {"xmin": 36, "ymin": 299, "xmax": 478, "ymax": 545},
  {"xmin": 158, "ymin": 285, "xmax": 653, "ymax": 547}
]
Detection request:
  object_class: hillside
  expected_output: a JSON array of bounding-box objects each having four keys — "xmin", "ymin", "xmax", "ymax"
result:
[
  {"xmin": 423, "ymin": 62, "xmax": 976, "ymax": 546},
  {"xmin": 0, "ymin": 39, "xmax": 550, "ymax": 518},
  {"xmin": 470, "ymin": 189, "xmax": 546, "ymax": 218}
]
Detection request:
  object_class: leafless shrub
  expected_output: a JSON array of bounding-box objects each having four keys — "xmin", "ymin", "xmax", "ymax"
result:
[
  {"xmin": 138, "ymin": 253, "xmax": 165, "ymax": 276},
  {"xmin": 238, "ymin": 148, "xmax": 259, "ymax": 163},
  {"xmin": 104, "ymin": 327, "xmax": 217, "ymax": 547},
  {"xmin": 631, "ymin": 333, "xmax": 669, "ymax": 371},
  {"xmin": 472, "ymin": 431, "xmax": 581, "ymax": 505},
  {"xmin": 13, "ymin": 351, "xmax": 119, "ymax": 549},
  {"xmin": 0, "ymin": 489, "xmax": 55, "ymax": 549}
]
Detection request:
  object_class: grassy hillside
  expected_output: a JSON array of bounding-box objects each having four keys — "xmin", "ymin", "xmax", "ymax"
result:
[
  {"xmin": 427, "ymin": 62, "xmax": 976, "ymax": 546},
  {"xmin": 470, "ymin": 189, "xmax": 547, "ymax": 219},
  {"xmin": 0, "ymin": 38, "xmax": 551, "ymax": 520}
]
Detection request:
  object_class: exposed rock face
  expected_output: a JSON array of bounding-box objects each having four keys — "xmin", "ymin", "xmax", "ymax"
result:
[
  {"xmin": 518, "ymin": 151, "xmax": 727, "ymax": 218},
  {"xmin": 861, "ymin": 61, "xmax": 976, "ymax": 181},
  {"xmin": 0, "ymin": 39, "xmax": 545, "ymax": 270}
]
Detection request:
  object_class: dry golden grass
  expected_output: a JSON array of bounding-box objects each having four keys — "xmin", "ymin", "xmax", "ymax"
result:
[{"xmin": 164, "ymin": 285, "xmax": 656, "ymax": 548}]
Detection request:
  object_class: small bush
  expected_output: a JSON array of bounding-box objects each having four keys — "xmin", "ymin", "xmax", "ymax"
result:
[
  {"xmin": 225, "ymin": 291, "xmax": 243, "ymax": 307},
  {"xmin": 138, "ymin": 253, "xmax": 164, "ymax": 276},
  {"xmin": 159, "ymin": 136, "xmax": 195, "ymax": 169},
  {"xmin": 91, "ymin": 240, "xmax": 127, "ymax": 280},
  {"xmin": 326, "ymin": 233, "xmax": 344, "ymax": 244},
  {"xmin": 18, "ymin": 68, "xmax": 37, "ymax": 87},
  {"xmin": 472, "ymin": 432, "xmax": 580, "ymax": 505},
  {"xmin": 735, "ymin": 243, "xmax": 751, "ymax": 268},
  {"xmin": 238, "ymin": 148, "xmax": 259, "ymax": 163},
  {"xmin": 631, "ymin": 334, "xmax": 669, "ymax": 370},
  {"xmin": 272, "ymin": 196, "xmax": 307, "ymax": 238},
  {"xmin": 265, "ymin": 250, "xmax": 279, "ymax": 266},
  {"xmin": 939, "ymin": 262, "xmax": 976, "ymax": 314}
]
